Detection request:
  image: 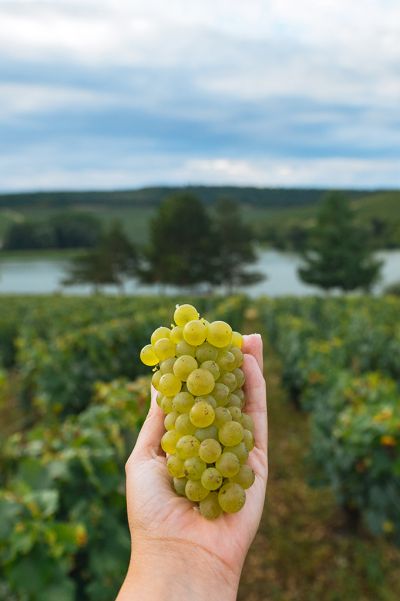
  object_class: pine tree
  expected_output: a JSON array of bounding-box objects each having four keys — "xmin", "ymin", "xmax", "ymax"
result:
[
  {"xmin": 213, "ymin": 198, "xmax": 263, "ymax": 291},
  {"xmin": 63, "ymin": 221, "xmax": 137, "ymax": 291},
  {"xmin": 298, "ymin": 192, "xmax": 382, "ymax": 292},
  {"xmin": 139, "ymin": 192, "xmax": 217, "ymax": 288}
]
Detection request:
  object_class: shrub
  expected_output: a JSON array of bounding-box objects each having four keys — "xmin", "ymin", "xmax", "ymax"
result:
[
  {"xmin": 311, "ymin": 372, "xmax": 400, "ymax": 543},
  {"xmin": 0, "ymin": 378, "xmax": 149, "ymax": 601}
]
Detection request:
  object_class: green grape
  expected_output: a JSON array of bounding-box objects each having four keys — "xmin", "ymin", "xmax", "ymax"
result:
[
  {"xmin": 214, "ymin": 406, "xmax": 232, "ymax": 428},
  {"xmin": 233, "ymin": 368, "xmax": 245, "ymax": 388},
  {"xmin": 184, "ymin": 456, "xmax": 206, "ymax": 480},
  {"xmin": 241, "ymin": 413, "xmax": 255, "ymax": 433},
  {"xmin": 176, "ymin": 435, "xmax": 200, "ymax": 459},
  {"xmin": 218, "ymin": 482, "xmax": 246, "ymax": 513},
  {"xmin": 207, "ymin": 321, "xmax": 232, "ymax": 348},
  {"xmin": 243, "ymin": 428, "xmax": 255, "ymax": 451},
  {"xmin": 173, "ymin": 355, "xmax": 198, "ymax": 381},
  {"xmin": 235, "ymin": 388, "xmax": 245, "ymax": 402},
  {"xmin": 226, "ymin": 442, "xmax": 249, "ymax": 464},
  {"xmin": 199, "ymin": 438, "xmax": 222, "ymax": 463},
  {"xmin": 156, "ymin": 392, "xmax": 163, "ymax": 407},
  {"xmin": 218, "ymin": 421, "xmax": 244, "ymax": 446},
  {"xmin": 185, "ymin": 479, "xmax": 209, "ymax": 502},
  {"xmin": 174, "ymin": 304, "xmax": 199, "ymax": 326},
  {"xmin": 227, "ymin": 393, "xmax": 242, "ymax": 408},
  {"xmin": 140, "ymin": 344, "xmax": 159, "ymax": 366},
  {"xmin": 164, "ymin": 411, "xmax": 178, "ymax": 431},
  {"xmin": 213, "ymin": 383, "xmax": 230, "ymax": 405},
  {"xmin": 161, "ymin": 430, "xmax": 181, "ymax": 454},
  {"xmin": 170, "ymin": 325, "xmax": 184, "ymax": 343},
  {"xmin": 200, "ymin": 360, "xmax": 220, "ymax": 380},
  {"xmin": 231, "ymin": 331, "xmax": 243, "ymax": 349},
  {"xmin": 160, "ymin": 357, "xmax": 176, "ymax": 374},
  {"xmin": 158, "ymin": 373, "xmax": 182, "ymax": 397},
  {"xmin": 228, "ymin": 406, "xmax": 242, "ymax": 421},
  {"xmin": 215, "ymin": 451, "xmax": 240, "ymax": 478},
  {"xmin": 183, "ymin": 319, "xmax": 208, "ymax": 346},
  {"xmin": 187, "ymin": 368, "xmax": 215, "ymax": 396},
  {"xmin": 230, "ymin": 346, "xmax": 244, "ymax": 368},
  {"xmin": 217, "ymin": 350, "xmax": 235, "ymax": 371},
  {"xmin": 195, "ymin": 395, "xmax": 217, "ymax": 409},
  {"xmin": 154, "ymin": 338, "xmax": 176, "ymax": 361},
  {"xmin": 167, "ymin": 455, "xmax": 185, "ymax": 478},
  {"xmin": 172, "ymin": 391, "xmax": 195, "ymax": 413},
  {"xmin": 176, "ymin": 340, "xmax": 196, "ymax": 357},
  {"xmin": 160, "ymin": 396, "xmax": 174, "ymax": 414},
  {"xmin": 230, "ymin": 465, "xmax": 255, "ymax": 489},
  {"xmin": 195, "ymin": 342, "xmax": 218, "ymax": 363},
  {"xmin": 175, "ymin": 413, "xmax": 196, "ymax": 435},
  {"xmin": 199, "ymin": 492, "xmax": 222, "ymax": 520},
  {"xmin": 218, "ymin": 372, "xmax": 237, "ymax": 392},
  {"xmin": 151, "ymin": 370, "xmax": 162, "ymax": 390},
  {"xmin": 194, "ymin": 425, "xmax": 218, "ymax": 442},
  {"xmin": 151, "ymin": 326, "xmax": 171, "ymax": 345},
  {"xmin": 173, "ymin": 477, "xmax": 187, "ymax": 496},
  {"xmin": 196, "ymin": 342, "xmax": 218, "ymax": 363},
  {"xmin": 189, "ymin": 401, "xmax": 215, "ymax": 428},
  {"xmin": 201, "ymin": 467, "xmax": 223, "ymax": 491}
]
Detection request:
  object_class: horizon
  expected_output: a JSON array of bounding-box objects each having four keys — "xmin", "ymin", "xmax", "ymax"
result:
[{"xmin": 0, "ymin": 183, "xmax": 398, "ymax": 198}]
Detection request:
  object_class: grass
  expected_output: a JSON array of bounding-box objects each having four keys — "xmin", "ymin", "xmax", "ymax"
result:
[
  {"xmin": 0, "ymin": 248, "xmax": 81, "ymax": 261},
  {"xmin": 237, "ymin": 330, "xmax": 400, "ymax": 601}
]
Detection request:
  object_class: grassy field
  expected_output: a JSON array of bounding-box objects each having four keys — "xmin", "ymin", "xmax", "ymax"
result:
[{"xmin": 1, "ymin": 189, "xmax": 399, "ymax": 249}]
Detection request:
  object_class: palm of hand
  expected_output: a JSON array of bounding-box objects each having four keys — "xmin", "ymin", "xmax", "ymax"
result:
[{"xmin": 126, "ymin": 335, "xmax": 268, "ymax": 575}]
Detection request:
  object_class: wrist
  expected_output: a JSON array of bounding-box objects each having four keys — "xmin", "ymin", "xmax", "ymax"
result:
[{"xmin": 117, "ymin": 537, "xmax": 240, "ymax": 601}]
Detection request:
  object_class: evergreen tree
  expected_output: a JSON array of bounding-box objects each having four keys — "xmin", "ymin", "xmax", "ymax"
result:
[
  {"xmin": 63, "ymin": 221, "xmax": 137, "ymax": 291},
  {"xmin": 298, "ymin": 192, "xmax": 382, "ymax": 292},
  {"xmin": 213, "ymin": 198, "xmax": 264, "ymax": 290},
  {"xmin": 139, "ymin": 192, "xmax": 216, "ymax": 287}
]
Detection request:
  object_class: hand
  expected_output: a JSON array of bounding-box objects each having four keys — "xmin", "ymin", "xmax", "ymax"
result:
[{"xmin": 117, "ymin": 334, "xmax": 268, "ymax": 601}]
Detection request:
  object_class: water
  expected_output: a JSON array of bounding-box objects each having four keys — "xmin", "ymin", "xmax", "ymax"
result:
[{"xmin": 0, "ymin": 249, "xmax": 399, "ymax": 296}]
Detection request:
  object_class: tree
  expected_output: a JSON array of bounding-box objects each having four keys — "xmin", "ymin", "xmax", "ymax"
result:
[
  {"xmin": 50, "ymin": 212, "xmax": 102, "ymax": 248},
  {"xmin": 213, "ymin": 198, "xmax": 264, "ymax": 290},
  {"xmin": 63, "ymin": 221, "xmax": 137, "ymax": 291},
  {"xmin": 139, "ymin": 193, "xmax": 216, "ymax": 288},
  {"xmin": 3, "ymin": 221, "xmax": 56, "ymax": 250},
  {"xmin": 298, "ymin": 192, "xmax": 382, "ymax": 292}
]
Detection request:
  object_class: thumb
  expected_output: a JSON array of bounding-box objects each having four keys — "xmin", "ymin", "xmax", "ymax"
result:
[{"xmin": 130, "ymin": 385, "xmax": 165, "ymax": 460}]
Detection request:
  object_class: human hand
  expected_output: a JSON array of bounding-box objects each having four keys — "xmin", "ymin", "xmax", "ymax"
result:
[{"xmin": 117, "ymin": 334, "xmax": 268, "ymax": 601}]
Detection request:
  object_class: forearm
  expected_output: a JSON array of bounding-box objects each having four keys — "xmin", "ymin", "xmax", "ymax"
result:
[{"xmin": 117, "ymin": 539, "xmax": 240, "ymax": 601}]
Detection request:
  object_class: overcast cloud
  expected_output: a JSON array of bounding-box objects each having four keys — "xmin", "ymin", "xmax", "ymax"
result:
[{"xmin": 0, "ymin": 0, "xmax": 399, "ymax": 191}]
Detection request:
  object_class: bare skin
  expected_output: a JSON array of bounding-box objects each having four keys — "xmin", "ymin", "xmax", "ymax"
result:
[{"xmin": 117, "ymin": 334, "xmax": 268, "ymax": 601}]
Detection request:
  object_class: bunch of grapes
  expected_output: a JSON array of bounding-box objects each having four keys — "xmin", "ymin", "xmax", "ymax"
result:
[{"xmin": 140, "ymin": 303, "xmax": 255, "ymax": 519}]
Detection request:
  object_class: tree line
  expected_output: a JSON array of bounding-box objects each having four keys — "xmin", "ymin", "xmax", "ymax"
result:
[
  {"xmin": 64, "ymin": 194, "xmax": 263, "ymax": 291},
  {"xmin": 2, "ymin": 213, "xmax": 102, "ymax": 251},
  {"xmin": 62, "ymin": 191, "xmax": 382, "ymax": 293}
]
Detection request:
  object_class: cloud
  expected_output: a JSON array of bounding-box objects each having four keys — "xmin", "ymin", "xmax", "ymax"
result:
[{"xmin": 0, "ymin": 0, "xmax": 399, "ymax": 190}]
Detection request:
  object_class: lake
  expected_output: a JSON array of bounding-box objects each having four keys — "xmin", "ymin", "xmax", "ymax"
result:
[{"xmin": 0, "ymin": 249, "xmax": 399, "ymax": 296}]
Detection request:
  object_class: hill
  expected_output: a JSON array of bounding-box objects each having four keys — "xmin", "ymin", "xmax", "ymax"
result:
[{"xmin": 0, "ymin": 187, "xmax": 399, "ymax": 248}]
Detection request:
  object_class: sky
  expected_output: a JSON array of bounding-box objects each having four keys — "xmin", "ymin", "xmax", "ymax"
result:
[{"xmin": 0, "ymin": 0, "xmax": 399, "ymax": 192}]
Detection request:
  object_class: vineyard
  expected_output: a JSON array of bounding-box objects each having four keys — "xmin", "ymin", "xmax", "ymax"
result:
[{"xmin": 0, "ymin": 295, "xmax": 399, "ymax": 600}]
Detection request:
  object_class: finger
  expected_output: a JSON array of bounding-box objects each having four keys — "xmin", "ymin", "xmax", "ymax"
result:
[
  {"xmin": 243, "ymin": 353, "xmax": 267, "ymax": 455},
  {"xmin": 129, "ymin": 385, "xmax": 165, "ymax": 460},
  {"xmin": 242, "ymin": 333, "xmax": 263, "ymax": 372}
]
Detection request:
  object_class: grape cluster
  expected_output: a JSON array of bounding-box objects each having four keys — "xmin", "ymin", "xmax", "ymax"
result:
[{"xmin": 140, "ymin": 303, "xmax": 255, "ymax": 519}]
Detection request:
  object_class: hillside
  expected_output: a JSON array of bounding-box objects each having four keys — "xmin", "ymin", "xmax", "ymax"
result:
[{"xmin": 0, "ymin": 187, "xmax": 399, "ymax": 248}]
